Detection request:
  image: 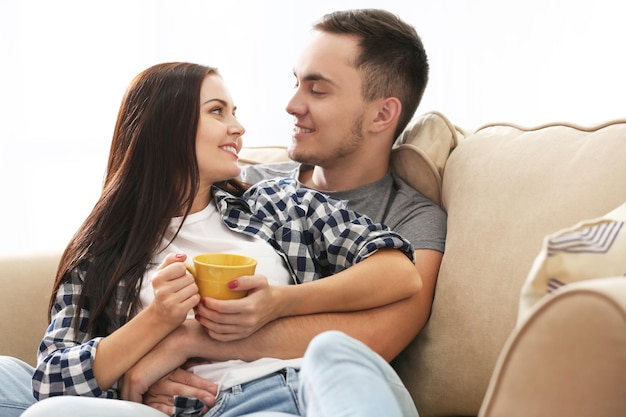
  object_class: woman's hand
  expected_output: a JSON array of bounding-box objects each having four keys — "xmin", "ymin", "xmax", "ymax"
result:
[
  {"xmin": 92, "ymin": 254, "xmax": 201, "ymax": 391},
  {"xmin": 194, "ymin": 274, "xmax": 287, "ymax": 342},
  {"xmin": 120, "ymin": 320, "xmax": 204, "ymax": 403},
  {"xmin": 148, "ymin": 253, "xmax": 201, "ymax": 328}
]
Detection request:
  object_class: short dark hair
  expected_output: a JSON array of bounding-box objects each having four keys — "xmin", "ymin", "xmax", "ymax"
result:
[{"xmin": 314, "ymin": 9, "xmax": 429, "ymax": 139}]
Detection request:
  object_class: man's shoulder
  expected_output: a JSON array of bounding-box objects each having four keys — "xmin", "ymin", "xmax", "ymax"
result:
[{"xmin": 386, "ymin": 173, "xmax": 447, "ymax": 252}]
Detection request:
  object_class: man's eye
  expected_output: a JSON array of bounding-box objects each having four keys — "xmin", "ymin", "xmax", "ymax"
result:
[{"xmin": 311, "ymin": 89, "xmax": 326, "ymax": 96}]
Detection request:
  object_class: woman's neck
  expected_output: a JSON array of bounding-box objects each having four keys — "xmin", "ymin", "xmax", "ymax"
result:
[{"xmin": 189, "ymin": 187, "xmax": 211, "ymax": 214}]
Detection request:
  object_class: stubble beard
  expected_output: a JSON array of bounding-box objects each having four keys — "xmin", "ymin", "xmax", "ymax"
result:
[{"xmin": 288, "ymin": 113, "xmax": 365, "ymax": 167}]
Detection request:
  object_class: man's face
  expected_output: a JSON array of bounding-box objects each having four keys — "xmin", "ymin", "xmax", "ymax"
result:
[{"xmin": 286, "ymin": 32, "xmax": 370, "ymax": 167}]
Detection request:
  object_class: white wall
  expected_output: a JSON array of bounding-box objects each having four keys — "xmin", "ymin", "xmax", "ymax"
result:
[{"xmin": 1, "ymin": 0, "xmax": 625, "ymax": 255}]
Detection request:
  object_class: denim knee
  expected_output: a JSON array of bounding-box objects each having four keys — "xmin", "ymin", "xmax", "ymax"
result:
[
  {"xmin": 0, "ymin": 356, "xmax": 37, "ymax": 416},
  {"xmin": 304, "ymin": 330, "xmax": 358, "ymax": 368}
]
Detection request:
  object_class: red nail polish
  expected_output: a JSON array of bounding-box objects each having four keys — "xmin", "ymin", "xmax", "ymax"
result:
[{"xmin": 228, "ymin": 280, "xmax": 238, "ymax": 289}]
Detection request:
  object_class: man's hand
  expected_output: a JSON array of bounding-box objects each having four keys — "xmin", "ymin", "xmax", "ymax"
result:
[{"xmin": 143, "ymin": 367, "xmax": 218, "ymax": 416}]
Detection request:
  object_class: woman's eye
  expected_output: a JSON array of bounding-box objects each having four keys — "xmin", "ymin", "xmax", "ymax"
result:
[{"xmin": 210, "ymin": 107, "xmax": 223, "ymax": 115}]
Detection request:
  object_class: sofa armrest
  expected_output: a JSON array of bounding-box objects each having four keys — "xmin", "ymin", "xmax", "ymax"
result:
[
  {"xmin": 0, "ymin": 252, "xmax": 60, "ymax": 366},
  {"xmin": 479, "ymin": 277, "xmax": 626, "ymax": 417}
]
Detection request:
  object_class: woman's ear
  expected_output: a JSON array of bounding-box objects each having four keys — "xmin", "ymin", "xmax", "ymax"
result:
[{"xmin": 371, "ymin": 97, "xmax": 402, "ymax": 133}]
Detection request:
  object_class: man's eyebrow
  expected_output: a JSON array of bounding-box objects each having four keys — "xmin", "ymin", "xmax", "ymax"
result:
[{"xmin": 294, "ymin": 71, "xmax": 337, "ymax": 87}]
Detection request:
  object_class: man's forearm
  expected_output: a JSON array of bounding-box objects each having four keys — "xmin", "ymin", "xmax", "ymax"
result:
[
  {"xmin": 187, "ymin": 290, "xmax": 426, "ymax": 362},
  {"xmin": 189, "ymin": 249, "xmax": 440, "ymax": 362}
]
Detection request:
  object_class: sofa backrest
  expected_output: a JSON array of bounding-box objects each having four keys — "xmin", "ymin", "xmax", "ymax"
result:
[
  {"xmin": 0, "ymin": 252, "xmax": 58, "ymax": 365},
  {"xmin": 393, "ymin": 118, "xmax": 626, "ymax": 417}
]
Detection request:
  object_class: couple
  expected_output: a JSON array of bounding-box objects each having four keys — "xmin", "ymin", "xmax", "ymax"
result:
[{"xmin": 2, "ymin": 8, "xmax": 446, "ymax": 417}]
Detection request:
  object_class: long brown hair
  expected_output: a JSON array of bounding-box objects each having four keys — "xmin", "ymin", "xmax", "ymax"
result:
[{"xmin": 51, "ymin": 62, "xmax": 246, "ymax": 337}]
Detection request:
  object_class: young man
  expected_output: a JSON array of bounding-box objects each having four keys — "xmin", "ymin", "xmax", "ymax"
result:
[
  {"xmin": 243, "ymin": 8, "xmax": 444, "ymax": 359},
  {"xmin": 3, "ymin": 8, "xmax": 445, "ymax": 417}
]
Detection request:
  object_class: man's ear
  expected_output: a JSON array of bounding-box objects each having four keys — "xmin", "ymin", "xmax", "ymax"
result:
[{"xmin": 371, "ymin": 97, "xmax": 402, "ymax": 133}]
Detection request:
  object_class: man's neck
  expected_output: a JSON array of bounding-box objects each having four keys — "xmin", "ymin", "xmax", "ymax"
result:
[{"xmin": 299, "ymin": 162, "xmax": 389, "ymax": 192}]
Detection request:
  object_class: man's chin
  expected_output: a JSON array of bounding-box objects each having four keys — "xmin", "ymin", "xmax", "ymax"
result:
[
  {"xmin": 287, "ymin": 145, "xmax": 302, "ymax": 162},
  {"xmin": 288, "ymin": 151, "xmax": 309, "ymax": 164},
  {"xmin": 288, "ymin": 143, "xmax": 323, "ymax": 166}
]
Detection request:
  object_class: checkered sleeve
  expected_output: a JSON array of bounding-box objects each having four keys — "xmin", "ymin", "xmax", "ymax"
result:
[
  {"xmin": 32, "ymin": 266, "xmax": 118, "ymax": 400},
  {"xmin": 215, "ymin": 178, "xmax": 415, "ymax": 283}
]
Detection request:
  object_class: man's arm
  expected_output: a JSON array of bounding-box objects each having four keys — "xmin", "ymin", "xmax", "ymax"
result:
[
  {"xmin": 196, "ymin": 248, "xmax": 421, "ymax": 343},
  {"xmin": 163, "ymin": 250, "xmax": 442, "ymax": 361},
  {"xmin": 123, "ymin": 249, "xmax": 441, "ymax": 402},
  {"xmin": 189, "ymin": 248, "xmax": 441, "ymax": 362}
]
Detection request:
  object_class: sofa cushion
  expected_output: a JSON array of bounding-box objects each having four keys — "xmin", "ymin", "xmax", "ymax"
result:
[
  {"xmin": 391, "ymin": 111, "xmax": 468, "ymax": 206},
  {"xmin": 518, "ymin": 200, "xmax": 626, "ymax": 324},
  {"xmin": 238, "ymin": 146, "xmax": 291, "ymax": 166},
  {"xmin": 393, "ymin": 118, "xmax": 626, "ymax": 417},
  {"xmin": 0, "ymin": 252, "xmax": 59, "ymax": 366}
]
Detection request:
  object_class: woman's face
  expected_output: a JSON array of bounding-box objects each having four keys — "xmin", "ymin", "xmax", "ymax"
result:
[{"xmin": 196, "ymin": 74, "xmax": 245, "ymax": 188}]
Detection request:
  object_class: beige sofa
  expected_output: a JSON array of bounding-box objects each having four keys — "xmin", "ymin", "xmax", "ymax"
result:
[{"xmin": 2, "ymin": 112, "xmax": 626, "ymax": 416}]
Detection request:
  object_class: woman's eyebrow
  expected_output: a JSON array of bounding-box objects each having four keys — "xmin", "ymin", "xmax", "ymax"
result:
[{"xmin": 201, "ymin": 97, "xmax": 228, "ymax": 106}]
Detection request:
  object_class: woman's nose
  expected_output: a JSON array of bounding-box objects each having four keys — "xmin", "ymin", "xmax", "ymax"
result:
[{"xmin": 229, "ymin": 117, "xmax": 245, "ymax": 136}]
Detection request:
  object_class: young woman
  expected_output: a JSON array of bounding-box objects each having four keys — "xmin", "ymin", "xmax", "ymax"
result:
[{"xmin": 26, "ymin": 62, "xmax": 420, "ymax": 416}]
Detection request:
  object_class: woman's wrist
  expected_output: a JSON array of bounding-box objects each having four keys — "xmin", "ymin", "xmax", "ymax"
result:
[{"xmin": 268, "ymin": 285, "xmax": 293, "ymax": 319}]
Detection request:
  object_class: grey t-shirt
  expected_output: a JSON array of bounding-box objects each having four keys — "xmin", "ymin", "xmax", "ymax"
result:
[{"xmin": 241, "ymin": 162, "xmax": 446, "ymax": 253}]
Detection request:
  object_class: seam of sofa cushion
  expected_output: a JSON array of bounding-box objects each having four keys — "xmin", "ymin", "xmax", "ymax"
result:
[{"xmin": 475, "ymin": 118, "xmax": 626, "ymax": 134}]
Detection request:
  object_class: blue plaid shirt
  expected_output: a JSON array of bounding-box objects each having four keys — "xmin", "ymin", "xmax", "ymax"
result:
[{"xmin": 32, "ymin": 178, "xmax": 414, "ymax": 414}]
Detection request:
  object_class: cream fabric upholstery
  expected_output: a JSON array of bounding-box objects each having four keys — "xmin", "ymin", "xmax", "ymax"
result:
[
  {"xmin": 391, "ymin": 111, "xmax": 469, "ymax": 206},
  {"xmin": 480, "ymin": 277, "xmax": 626, "ymax": 417},
  {"xmin": 0, "ymin": 252, "xmax": 57, "ymax": 363},
  {"xmin": 238, "ymin": 145, "xmax": 290, "ymax": 166},
  {"xmin": 518, "ymin": 201, "xmax": 626, "ymax": 323},
  {"xmin": 393, "ymin": 118, "xmax": 626, "ymax": 416}
]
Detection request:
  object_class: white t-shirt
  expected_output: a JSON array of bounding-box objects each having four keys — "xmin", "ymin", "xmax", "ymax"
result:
[{"xmin": 139, "ymin": 203, "xmax": 302, "ymax": 392}]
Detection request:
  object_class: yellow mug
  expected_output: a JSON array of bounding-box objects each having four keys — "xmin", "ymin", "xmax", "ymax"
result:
[{"xmin": 186, "ymin": 253, "xmax": 257, "ymax": 300}]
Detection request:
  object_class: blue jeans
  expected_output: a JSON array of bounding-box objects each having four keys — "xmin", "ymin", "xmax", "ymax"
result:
[
  {"xmin": 0, "ymin": 356, "xmax": 37, "ymax": 417},
  {"xmin": 297, "ymin": 330, "xmax": 418, "ymax": 417},
  {"xmin": 16, "ymin": 331, "xmax": 418, "ymax": 416}
]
